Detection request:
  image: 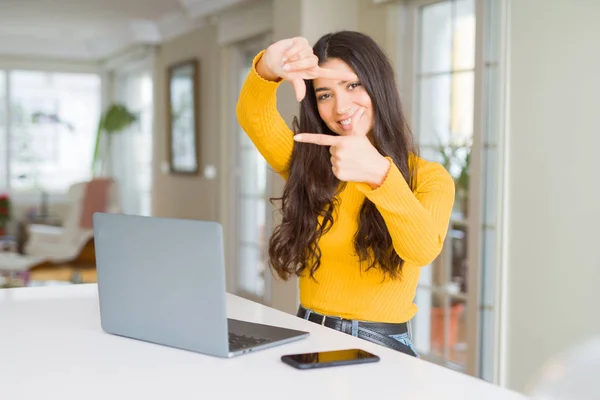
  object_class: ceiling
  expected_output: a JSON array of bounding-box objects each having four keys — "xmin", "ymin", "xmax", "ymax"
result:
[{"xmin": 0, "ymin": 0, "xmax": 249, "ymax": 61}]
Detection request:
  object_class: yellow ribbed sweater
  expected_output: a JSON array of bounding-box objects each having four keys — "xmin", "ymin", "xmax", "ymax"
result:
[{"xmin": 236, "ymin": 52, "xmax": 455, "ymax": 323}]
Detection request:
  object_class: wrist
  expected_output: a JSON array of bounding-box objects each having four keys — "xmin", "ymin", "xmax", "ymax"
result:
[
  {"xmin": 256, "ymin": 52, "xmax": 282, "ymax": 82},
  {"xmin": 367, "ymin": 156, "xmax": 390, "ymax": 189}
]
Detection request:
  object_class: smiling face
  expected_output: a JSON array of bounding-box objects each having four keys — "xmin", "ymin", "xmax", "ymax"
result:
[{"xmin": 312, "ymin": 58, "xmax": 374, "ymax": 137}]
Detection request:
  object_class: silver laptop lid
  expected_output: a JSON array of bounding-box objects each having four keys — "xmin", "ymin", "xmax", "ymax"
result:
[{"xmin": 93, "ymin": 213, "xmax": 229, "ymax": 357}]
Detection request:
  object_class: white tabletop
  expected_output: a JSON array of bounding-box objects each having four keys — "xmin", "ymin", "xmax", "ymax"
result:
[{"xmin": 0, "ymin": 284, "xmax": 528, "ymax": 400}]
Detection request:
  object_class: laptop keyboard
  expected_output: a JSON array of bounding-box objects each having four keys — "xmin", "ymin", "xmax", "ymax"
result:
[{"xmin": 228, "ymin": 332, "xmax": 270, "ymax": 350}]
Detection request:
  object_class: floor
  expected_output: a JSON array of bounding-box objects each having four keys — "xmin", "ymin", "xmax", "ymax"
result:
[
  {"xmin": 0, "ymin": 266, "xmax": 98, "ymax": 288},
  {"xmin": 30, "ymin": 266, "xmax": 98, "ymax": 284}
]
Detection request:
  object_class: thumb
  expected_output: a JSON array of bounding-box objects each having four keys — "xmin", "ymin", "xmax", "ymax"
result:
[{"xmin": 291, "ymin": 78, "xmax": 306, "ymax": 102}]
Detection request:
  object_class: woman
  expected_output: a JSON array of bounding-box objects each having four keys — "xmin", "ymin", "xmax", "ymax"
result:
[{"xmin": 236, "ymin": 31, "xmax": 455, "ymax": 357}]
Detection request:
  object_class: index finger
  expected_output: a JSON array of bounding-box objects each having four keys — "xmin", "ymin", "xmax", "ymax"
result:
[
  {"xmin": 294, "ymin": 133, "xmax": 341, "ymax": 146},
  {"xmin": 309, "ymin": 66, "xmax": 358, "ymax": 81}
]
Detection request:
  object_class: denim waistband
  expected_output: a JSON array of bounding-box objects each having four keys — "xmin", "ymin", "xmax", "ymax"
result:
[{"xmin": 297, "ymin": 305, "xmax": 409, "ymax": 337}]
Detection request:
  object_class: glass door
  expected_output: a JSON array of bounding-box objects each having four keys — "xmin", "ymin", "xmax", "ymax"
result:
[
  {"xmin": 411, "ymin": 0, "xmax": 476, "ymax": 371},
  {"xmin": 0, "ymin": 71, "xmax": 7, "ymax": 193},
  {"xmin": 231, "ymin": 37, "xmax": 272, "ymax": 304},
  {"xmin": 409, "ymin": 0, "xmax": 504, "ymax": 381}
]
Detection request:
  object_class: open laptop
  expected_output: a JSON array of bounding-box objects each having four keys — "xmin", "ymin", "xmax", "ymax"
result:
[{"xmin": 93, "ymin": 212, "xmax": 309, "ymax": 357}]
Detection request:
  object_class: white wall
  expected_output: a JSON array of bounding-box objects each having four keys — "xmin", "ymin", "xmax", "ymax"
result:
[
  {"xmin": 152, "ymin": 23, "xmax": 221, "ymax": 222},
  {"xmin": 502, "ymin": 0, "xmax": 600, "ymax": 392}
]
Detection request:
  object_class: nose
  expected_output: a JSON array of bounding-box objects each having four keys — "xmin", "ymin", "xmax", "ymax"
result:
[{"xmin": 335, "ymin": 94, "xmax": 353, "ymax": 116}]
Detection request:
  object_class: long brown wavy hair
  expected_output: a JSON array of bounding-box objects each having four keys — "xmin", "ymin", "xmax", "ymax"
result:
[{"xmin": 268, "ymin": 31, "xmax": 418, "ymax": 281}]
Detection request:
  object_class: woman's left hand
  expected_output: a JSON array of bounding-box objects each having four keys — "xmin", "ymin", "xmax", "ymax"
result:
[{"xmin": 294, "ymin": 133, "xmax": 390, "ymax": 189}]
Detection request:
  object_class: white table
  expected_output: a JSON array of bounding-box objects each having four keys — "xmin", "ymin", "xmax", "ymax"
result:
[{"xmin": 0, "ymin": 284, "xmax": 528, "ymax": 399}]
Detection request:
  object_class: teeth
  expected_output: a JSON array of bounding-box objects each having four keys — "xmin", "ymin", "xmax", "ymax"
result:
[{"xmin": 340, "ymin": 118, "xmax": 351, "ymax": 125}]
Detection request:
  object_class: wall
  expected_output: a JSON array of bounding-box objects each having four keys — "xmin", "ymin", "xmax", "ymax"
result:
[
  {"xmin": 152, "ymin": 23, "xmax": 220, "ymax": 221},
  {"xmin": 502, "ymin": 0, "xmax": 600, "ymax": 392}
]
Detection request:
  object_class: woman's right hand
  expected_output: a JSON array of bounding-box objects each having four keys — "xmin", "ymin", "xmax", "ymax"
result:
[{"xmin": 257, "ymin": 36, "xmax": 356, "ymax": 101}]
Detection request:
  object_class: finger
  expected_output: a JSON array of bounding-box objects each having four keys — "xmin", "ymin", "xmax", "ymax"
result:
[
  {"xmin": 308, "ymin": 66, "xmax": 358, "ymax": 81},
  {"xmin": 291, "ymin": 78, "xmax": 306, "ymax": 101},
  {"xmin": 282, "ymin": 55, "xmax": 318, "ymax": 73},
  {"xmin": 284, "ymin": 46, "xmax": 312, "ymax": 64},
  {"xmin": 285, "ymin": 69, "xmax": 353, "ymax": 82},
  {"xmin": 351, "ymin": 108, "xmax": 365, "ymax": 136},
  {"xmin": 284, "ymin": 51, "xmax": 302, "ymax": 63},
  {"xmin": 294, "ymin": 133, "xmax": 341, "ymax": 146},
  {"xmin": 332, "ymin": 165, "xmax": 340, "ymax": 178},
  {"xmin": 282, "ymin": 37, "xmax": 308, "ymax": 62},
  {"xmin": 285, "ymin": 71, "xmax": 313, "ymax": 81},
  {"xmin": 299, "ymin": 46, "xmax": 315, "ymax": 59}
]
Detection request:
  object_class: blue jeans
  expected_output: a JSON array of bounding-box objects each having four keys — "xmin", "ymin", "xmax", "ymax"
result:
[
  {"xmin": 299, "ymin": 306, "xmax": 419, "ymax": 357},
  {"xmin": 389, "ymin": 331, "xmax": 419, "ymax": 358}
]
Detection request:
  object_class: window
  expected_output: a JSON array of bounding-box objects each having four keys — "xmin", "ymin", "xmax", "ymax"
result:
[
  {"xmin": 236, "ymin": 50, "xmax": 268, "ymax": 299},
  {"xmin": 0, "ymin": 71, "xmax": 7, "ymax": 190},
  {"xmin": 408, "ymin": 0, "xmax": 505, "ymax": 382},
  {"xmin": 231, "ymin": 37, "xmax": 272, "ymax": 303},
  {"xmin": 412, "ymin": 0, "xmax": 475, "ymax": 371},
  {"xmin": 112, "ymin": 70, "xmax": 154, "ymax": 216},
  {"xmin": 1, "ymin": 70, "xmax": 101, "ymax": 195}
]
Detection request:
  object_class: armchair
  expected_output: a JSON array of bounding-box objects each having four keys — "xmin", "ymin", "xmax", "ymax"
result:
[{"xmin": 0, "ymin": 178, "xmax": 120, "ymax": 286}]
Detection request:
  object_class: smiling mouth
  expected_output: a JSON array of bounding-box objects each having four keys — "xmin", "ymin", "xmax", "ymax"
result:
[{"xmin": 338, "ymin": 108, "xmax": 363, "ymax": 132}]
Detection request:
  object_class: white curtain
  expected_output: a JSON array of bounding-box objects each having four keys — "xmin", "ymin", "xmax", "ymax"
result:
[{"xmin": 109, "ymin": 69, "xmax": 153, "ymax": 216}]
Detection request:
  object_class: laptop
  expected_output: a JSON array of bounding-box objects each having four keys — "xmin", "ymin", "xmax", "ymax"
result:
[{"xmin": 93, "ymin": 212, "xmax": 309, "ymax": 358}]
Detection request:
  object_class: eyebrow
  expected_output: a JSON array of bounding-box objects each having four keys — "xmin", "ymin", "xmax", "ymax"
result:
[{"xmin": 314, "ymin": 80, "xmax": 351, "ymax": 93}]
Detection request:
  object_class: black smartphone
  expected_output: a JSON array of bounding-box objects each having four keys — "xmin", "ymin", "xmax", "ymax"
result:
[{"xmin": 281, "ymin": 349, "xmax": 380, "ymax": 370}]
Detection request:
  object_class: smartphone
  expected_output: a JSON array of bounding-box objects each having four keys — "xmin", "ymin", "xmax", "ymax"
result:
[{"xmin": 281, "ymin": 349, "xmax": 380, "ymax": 370}]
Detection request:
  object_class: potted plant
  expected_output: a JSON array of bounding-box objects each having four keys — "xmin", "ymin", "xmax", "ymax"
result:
[
  {"xmin": 430, "ymin": 136, "xmax": 471, "ymax": 352},
  {"xmin": 91, "ymin": 103, "xmax": 137, "ymax": 176},
  {"xmin": 0, "ymin": 193, "xmax": 10, "ymax": 237}
]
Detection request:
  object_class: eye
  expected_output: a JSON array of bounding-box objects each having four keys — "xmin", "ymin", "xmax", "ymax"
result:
[
  {"xmin": 348, "ymin": 82, "xmax": 361, "ymax": 90},
  {"xmin": 317, "ymin": 93, "xmax": 331, "ymax": 101}
]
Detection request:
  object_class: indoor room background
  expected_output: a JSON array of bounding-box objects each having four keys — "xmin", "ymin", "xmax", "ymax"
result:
[{"xmin": 0, "ymin": 0, "xmax": 598, "ymax": 395}]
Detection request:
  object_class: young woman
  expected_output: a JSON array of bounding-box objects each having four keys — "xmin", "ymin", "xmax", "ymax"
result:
[{"xmin": 236, "ymin": 31, "xmax": 455, "ymax": 357}]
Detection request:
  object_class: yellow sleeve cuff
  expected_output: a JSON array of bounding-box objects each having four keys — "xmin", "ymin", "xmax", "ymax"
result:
[{"xmin": 355, "ymin": 157, "xmax": 414, "ymax": 202}]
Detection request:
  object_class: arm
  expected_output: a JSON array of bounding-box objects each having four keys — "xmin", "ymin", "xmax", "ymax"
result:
[
  {"xmin": 236, "ymin": 50, "xmax": 294, "ymax": 179},
  {"xmin": 356, "ymin": 157, "xmax": 456, "ymax": 266}
]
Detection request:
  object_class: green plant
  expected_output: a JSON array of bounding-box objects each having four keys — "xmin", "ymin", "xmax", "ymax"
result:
[
  {"xmin": 431, "ymin": 135, "xmax": 472, "ymax": 309},
  {"xmin": 436, "ymin": 136, "xmax": 472, "ymax": 215},
  {"xmin": 0, "ymin": 193, "xmax": 10, "ymax": 236},
  {"xmin": 91, "ymin": 103, "xmax": 137, "ymax": 175}
]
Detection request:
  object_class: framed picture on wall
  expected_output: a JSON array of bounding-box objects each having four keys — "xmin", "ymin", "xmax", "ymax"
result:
[{"xmin": 167, "ymin": 58, "xmax": 200, "ymax": 175}]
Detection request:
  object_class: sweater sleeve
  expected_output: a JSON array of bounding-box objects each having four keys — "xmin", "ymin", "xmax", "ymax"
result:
[
  {"xmin": 235, "ymin": 50, "xmax": 295, "ymax": 179},
  {"xmin": 355, "ymin": 157, "xmax": 456, "ymax": 266}
]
